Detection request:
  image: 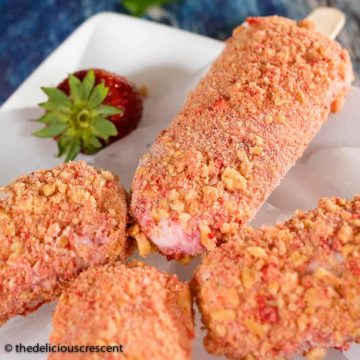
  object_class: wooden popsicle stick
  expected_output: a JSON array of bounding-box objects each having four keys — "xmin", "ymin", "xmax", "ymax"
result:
[{"xmin": 306, "ymin": 7, "xmax": 345, "ymax": 39}]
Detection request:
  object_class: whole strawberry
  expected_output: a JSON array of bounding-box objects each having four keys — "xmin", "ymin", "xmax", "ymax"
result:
[{"xmin": 33, "ymin": 69, "xmax": 143, "ymax": 162}]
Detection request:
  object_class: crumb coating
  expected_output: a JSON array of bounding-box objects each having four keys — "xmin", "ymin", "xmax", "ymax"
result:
[
  {"xmin": 131, "ymin": 16, "xmax": 353, "ymax": 259},
  {"xmin": 49, "ymin": 262, "xmax": 194, "ymax": 360},
  {"xmin": 0, "ymin": 161, "xmax": 130, "ymax": 325},
  {"xmin": 192, "ymin": 196, "xmax": 360, "ymax": 360}
]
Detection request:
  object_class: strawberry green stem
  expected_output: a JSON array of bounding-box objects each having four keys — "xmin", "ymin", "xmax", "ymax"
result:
[{"xmin": 77, "ymin": 109, "xmax": 91, "ymax": 128}]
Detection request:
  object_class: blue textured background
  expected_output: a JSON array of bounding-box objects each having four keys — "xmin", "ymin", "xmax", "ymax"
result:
[{"xmin": 1, "ymin": 0, "xmax": 358, "ymax": 105}]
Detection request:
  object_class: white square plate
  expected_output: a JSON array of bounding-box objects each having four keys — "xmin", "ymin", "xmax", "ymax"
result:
[{"xmin": 0, "ymin": 12, "xmax": 359, "ymax": 360}]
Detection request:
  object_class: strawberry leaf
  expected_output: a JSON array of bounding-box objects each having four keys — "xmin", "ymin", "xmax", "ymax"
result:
[
  {"xmin": 68, "ymin": 74, "xmax": 83, "ymax": 105},
  {"xmin": 33, "ymin": 123, "xmax": 67, "ymax": 138},
  {"xmin": 39, "ymin": 101, "xmax": 71, "ymax": 113},
  {"xmin": 82, "ymin": 69, "xmax": 95, "ymax": 100},
  {"xmin": 89, "ymin": 135, "xmax": 103, "ymax": 149},
  {"xmin": 41, "ymin": 87, "xmax": 72, "ymax": 107},
  {"xmin": 88, "ymin": 83, "xmax": 109, "ymax": 109},
  {"xmin": 92, "ymin": 105, "xmax": 123, "ymax": 117},
  {"xmin": 90, "ymin": 129, "xmax": 109, "ymax": 141},
  {"xmin": 65, "ymin": 138, "xmax": 81, "ymax": 163},
  {"xmin": 37, "ymin": 112, "xmax": 69, "ymax": 124},
  {"xmin": 92, "ymin": 117, "xmax": 118, "ymax": 137},
  {"xmin": 57, "ymin": 134, "xmax": 71, "ymax": 157}
]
